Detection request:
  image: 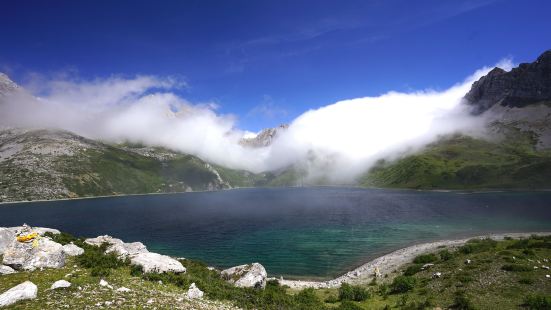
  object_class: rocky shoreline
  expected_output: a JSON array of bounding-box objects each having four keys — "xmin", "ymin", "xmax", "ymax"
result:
[{"xmin": 278, "ymin": 232, "xmax": 551, "ymax": 289}]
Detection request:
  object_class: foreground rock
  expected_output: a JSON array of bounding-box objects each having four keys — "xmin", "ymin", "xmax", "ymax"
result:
[
  {"xmin": 221, "ymin": 263, "xmax": 267, "ymax": 289},
  {"xmin": 50, "ymin": 280, "xmax": 71, "ymax": 290},
  {"xmin": 0, "ymin": 265, "xmax": 15, "ymax": 275},
  {"xmin": 130, "ymin": 252, "xmax": 186, "ymax": 274},
  {"xmin": 85, "ymin": 235, "xmax": 148, "ymax": 258},
  {"xmin": 187, "ymin": 283, "xmax": 204, "ymax": 299},
  {"xmin": 62, "ymin": 243, "xmax": 84, "ymax": 256},
  {"xmin": 0, "ymin": 281, "xmax": 37, "ymax": 307},
  {"xmin": 0, "ymin": 228, "xmax": 12, "ymax": 255},
  {"xmin": 2, "ymin": 237, "xmax": 65, "ymax": 271}
]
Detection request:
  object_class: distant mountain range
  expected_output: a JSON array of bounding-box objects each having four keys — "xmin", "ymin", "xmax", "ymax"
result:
[{"xmin": 1, "ymin": 50, "xmax": 551, "ymax": 202}]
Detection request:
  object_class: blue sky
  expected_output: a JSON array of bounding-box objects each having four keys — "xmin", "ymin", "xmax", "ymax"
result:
[{"xmin": 1, "ymin": 0, "xmax": 550, "ymax": 131}]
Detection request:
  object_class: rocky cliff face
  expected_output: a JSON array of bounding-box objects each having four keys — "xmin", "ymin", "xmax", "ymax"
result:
[
  {"xmin": 464, "ymin": 50, "xmax": 551, "ymax": 114},
  {"xmin": 0, "ymin": 73, "xmax": 19, "ymax": 96},
  {"xmin": 239, "ymin": 124, "xmax": 289, "ymax": 148}
]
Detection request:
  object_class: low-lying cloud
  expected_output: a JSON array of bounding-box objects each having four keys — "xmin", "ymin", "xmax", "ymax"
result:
[{"xmin": 0, "ymin": 60, "xmax": 513, "ymax": 183}]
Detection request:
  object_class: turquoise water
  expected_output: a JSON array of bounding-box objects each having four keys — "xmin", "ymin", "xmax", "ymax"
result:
[{"xmin": 1, "ymin": 187, "xmax": 551, "ymax": 280}]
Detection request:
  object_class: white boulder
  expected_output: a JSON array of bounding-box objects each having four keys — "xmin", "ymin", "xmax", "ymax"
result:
[
  {"xmin": 116, "ymin": 287, "xmax": 131, "ymax": 293},
  {"xmin": 0, "ymin": 265, "xmax": 16, "ymax": 275},
  {"xmin": 186, "ymin": 283, "xmax": 204, "ymax": 299},
  {"xmin": 130, "ymin": 253, "xmax": 186, "ymax": 274},
  {"xmin": 62, "ymin": 243, "xmax": 84, "ymax": 256},
  {"xmin": 0, "ymin": 228, "xmax": 13, "ymax": 255},
  {"xmin": 2, "ymin": 237, "xmax": 65, "ymax": 271},
  {"xmin": 99, "ymin": 279, "xmax": 113, "ymax": 289},
  {"xmin": 0, "ymin": 281, "xmax": 37, "ymax": 307},
  {"xmin": 85, "ymin": 235, "xmax": 148, "ymax": 258},
  {"xmin": 221, "ymin": 263, "xmax": 267, "ymax": 289},
  {"xmin": 50, "ymin": 280, "xmax": 71, "ymax": 290}
]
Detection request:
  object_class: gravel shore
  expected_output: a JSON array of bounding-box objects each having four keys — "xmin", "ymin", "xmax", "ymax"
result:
[{"xmin": 278, "ymin": 232, "xmax": 551, "ymax": 289}]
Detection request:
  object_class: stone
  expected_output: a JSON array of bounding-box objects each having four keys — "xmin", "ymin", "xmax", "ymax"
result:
[
  {"xmin": 422, "ymin": 263, "xmax": 434, "ymax": 270},
  {"xmin": 62, "ymin": 243, "xmax": 84, "ymax": 256},
  {"xmin": 105, "ymin": 241, "xmax": 148, "ymax": 259},
  {"xmin": 465, "ymin": 259, "xmax": 472, "ymax": 264},
  {"xmin": 0, "ymin": 265, "xmax": 16, "ymax": 275},
  {"xmin": 50, "ymin": 280, "xmax": 71, "ymax": 290},
  {"xmin": 0, "ymin": 228, "xmax": 13, "ymax": 255},
  {"xmin": 130, "ymin": 252, "xmax": 186, "ymax": 274},
  {"xmin": 186, "ymin": 283, "xmax": 204, "ymax": 299},
  {"xmin": 432, "ymin": 272, "xmax": 442, "ymax": 279},
  {"xmin": 2, "ymin": 237, "xmax": 65, "ymax": 271},
  {"xmin": 116, "ymin": 287, "xmax": 131, "ymax": 293},
  {"xmin": 0, "ymin": 281, "xmax": 37, "ymax": 307},
  {"xmin": 221, "ymin": 263, "xmax": 267, "ymax": 289},
  {"xmin": 85, "ymin": 235, "xmax": 148, "ymax": 259},
  {"xmin": 99, "ymin": 279, "xmax": 113, "ymax": 289}
]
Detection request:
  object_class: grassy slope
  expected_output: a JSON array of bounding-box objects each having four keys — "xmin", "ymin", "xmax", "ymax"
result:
[
  {"xmin": 360, "ymin": 133, "xmax": 551, "ymax": 190},
  {"xmin": 57, "ymin": 146, "xmax": 224, "ymax": 197},
  {"xmin": 2, "ymin": 234, "xmax": 551, "ymax": 309}
]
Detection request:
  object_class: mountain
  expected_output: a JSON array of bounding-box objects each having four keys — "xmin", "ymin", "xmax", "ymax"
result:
[
  {"xmin": 360, "ymin": 50, "xmax": 551, "ymax": 189},
  {"xmin": 0, "ymin": 128, "xmax": 238, "ymax": 202},
  {"xmin": 239, "ymin": 124, "xmax": 289, "ymax": 148}
]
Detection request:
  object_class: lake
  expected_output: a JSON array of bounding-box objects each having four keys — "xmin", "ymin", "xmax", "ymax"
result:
[{"xmin": 1, "ymin": 187, "xmax": 551, "ymax": 280}]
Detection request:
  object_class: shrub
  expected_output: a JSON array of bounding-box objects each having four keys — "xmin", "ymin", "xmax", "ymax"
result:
[
  {"xmin": 390, "ymin": 276, "xmax": 416, "ymax": 293},
  {"xmin": 439, "ymin": 249, "xmax": 453, "ymax": 261},
  {"xmin": 501, "ymin": 264, "xmax": 532, "ymax": 272},
  {"xmin": 404, "ymin": 264, "xmax": 423, "ymax": 276},
  {"xmin": 459, "ymin": 238, "xmax": 497, "ymax": 254},
  {"xmin": 519, "ymin": 277, "xmax": 534, "ymax": 285},
  {"xmin": 524, "ymin": 294, "xmax": 551, "ymax": 310},
  {"xmin": 76, "ymin": 242, "xmax": 128, "ymax": 277},
  {"xmin": 338, "ymin": 283, "xmax": 370, "ymax": 301},
  {"xmin": 336, "ymin": 300, "xmax": 364, "ymax": 310},
  {"xmin": 413, "ymin": 253, "xmax": 438, "ymax": 264},
  {"xmin": 44, "ymin": 231, "xmax": 81, "ymax": 245},
  {"xmin": 452, "ymin": 292, "xmax": 475, "ymax": 310}
]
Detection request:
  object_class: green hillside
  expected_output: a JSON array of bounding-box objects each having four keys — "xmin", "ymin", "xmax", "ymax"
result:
[{"xmin": 359, "ymin": 133, "xmax": 551, "ymax": 190}]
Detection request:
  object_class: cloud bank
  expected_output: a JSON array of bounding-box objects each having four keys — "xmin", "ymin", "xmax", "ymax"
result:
[{"xmin": 0, "ymin": 60, "xmax": 512, "ymax": 183}]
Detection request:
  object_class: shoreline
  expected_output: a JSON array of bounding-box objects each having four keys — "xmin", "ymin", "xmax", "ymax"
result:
[
  {"xmin": 277, "ymin": 231, "xmax": 551, "ymax": 289},
  {"xmin": 2, "ymin": 185, "xmax": 551, "ymax": 205}
]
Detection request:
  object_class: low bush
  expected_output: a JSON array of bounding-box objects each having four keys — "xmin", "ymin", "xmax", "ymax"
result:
[
  {"xmin": 452, "ymin": 292, "xmax": 475, "ymax": 310},
  {"xmin": 336, "ymin": 300, "xmax": 364, "ymax": 310},
  {"xmin": 390, "ymin": 276, "xmax": 416, "ymax": 293},
  {"xmin": 524, "ymin": 295, "xmax": 551, "ymax": 310},
  {"xmin": 519, "ymin": 277, "xmax": 534, "ymax": 285},
  {"xmin": 404, "ymin": 264, "xmax": 423, "ymax": 276},
  {"xmin": 44, "ymin": 231, "xmax": 82, "ymax": 246},
  {"xmin": 439, "ymin": 249, "xmax": 453, "ymax": 261},
  {"xmin": 338, "ymin": 283, "xmax": 370, "ymax": 301},
  {"xmin": 501, "ymin": 264, "xmax": 532, "ymax": 272},
  {"xmin": 76, "ymin": 243, "xmax": 129, "ymax": 277},
  {"xmin": 459, "ymin": 238, "xmax": 497, "ymax": 254},
  {"xmin": 523, "ymin": 294, "xmax": 551, "ymax": 310},
  {"xmin": 413, "ymin": 253, "xmax": 438, "ymax": 264}
]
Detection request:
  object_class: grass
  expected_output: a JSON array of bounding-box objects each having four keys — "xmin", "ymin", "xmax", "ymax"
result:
[
  {"xmin": 2, "ymin": 232, "xmax": 551, "ymax": 309},
  {"xmin": 360, "ymin": 134, "xmax": 551, "ymax": 189}
]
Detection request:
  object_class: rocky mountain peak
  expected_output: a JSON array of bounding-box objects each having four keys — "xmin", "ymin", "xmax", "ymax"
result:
[
  {"xmin": 0, "ymin": 73, "xmax": 19, "ymax": 95},
  {"xmin": 464, "ymin": 49, "xmax": 551, "ymax": 114},
  {"xmin": 239, "ymin": 124, "xmax": 289, "ymax": 148}
]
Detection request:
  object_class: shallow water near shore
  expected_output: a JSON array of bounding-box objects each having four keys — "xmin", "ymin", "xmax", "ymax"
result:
[{"xmin": 1, "ymin": 187, "xmax": 551, "ymax": 280}]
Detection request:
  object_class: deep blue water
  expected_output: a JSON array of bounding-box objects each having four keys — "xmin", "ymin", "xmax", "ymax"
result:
[{"xmin": 1, "ymin": 187, "xmax": 551, "ymax": 279}]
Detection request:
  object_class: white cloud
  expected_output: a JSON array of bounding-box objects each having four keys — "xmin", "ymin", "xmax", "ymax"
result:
[{"xmin": 0, "ymin": 60, "xmax": 513, "ymax": 182}]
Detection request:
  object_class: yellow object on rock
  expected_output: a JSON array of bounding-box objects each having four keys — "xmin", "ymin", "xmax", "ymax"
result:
[{"xmin": 16, "ymin": 232, "xmax": 39, "ymax": 243}]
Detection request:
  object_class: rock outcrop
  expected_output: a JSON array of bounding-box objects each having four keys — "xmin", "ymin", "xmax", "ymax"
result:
[
  {"xmin": 221, "ymin": 263, "xmax": 267, "ymax": 289},
  {"xmin": 0, "ymin": 281, "xmax": 37, "ymax": 307},
  {"xmin": 0, "ymin": 228, "xmax": 12, "ymax": 255},
  {"xmin": 130, "ymin": 252, "xmax": 186, "ymax": 274},
  {"xmin": 2, "ymin": 237, "xmax": 66, "ymax": 271},
  {"xmin": 239, "ymin": 124, "xmax": 289, "ymax": 148},
  {"xmin": 464, "ymin": 50, "xmax": 551, "ymax": 114},
  {"xmin": 186, "ymin": 283, "xmax": 204, "ymax": 299},
  {"xmin": 62, "ymin": 243, "xmax": 84, "ymax": 256},
  {"xmin": 84, "ymin": 235, "xmax": 148, "ymax": 258}
]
